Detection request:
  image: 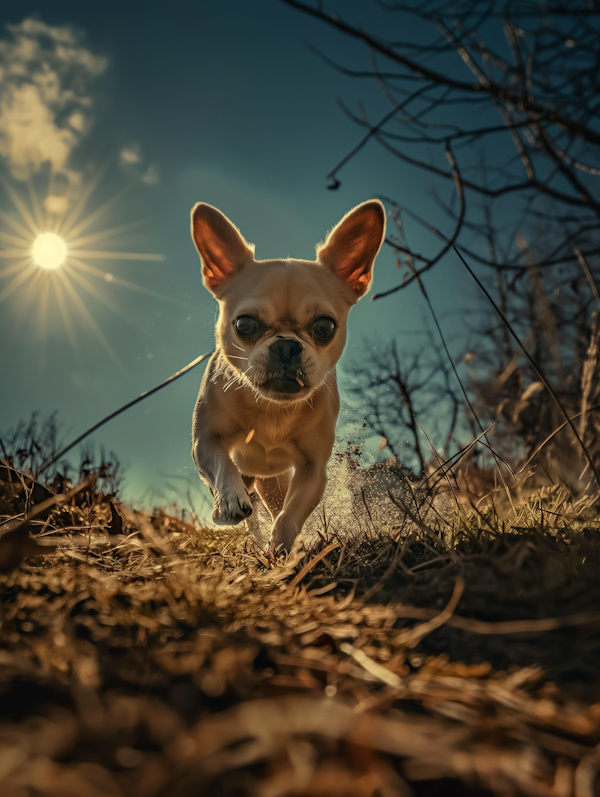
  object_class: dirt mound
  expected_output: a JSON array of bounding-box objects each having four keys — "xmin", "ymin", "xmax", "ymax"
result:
[{"xmin": 1, "ymin": 463, "xmax": 600, "ymax": 796}]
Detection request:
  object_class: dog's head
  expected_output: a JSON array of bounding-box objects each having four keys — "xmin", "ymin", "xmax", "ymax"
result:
[{"xmin": 190, "ymin": 201, "xmax": 386, "ymax": 403}]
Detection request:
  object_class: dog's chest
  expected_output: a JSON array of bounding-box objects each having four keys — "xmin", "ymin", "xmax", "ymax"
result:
[
  {"xmin": 230, "ymin": 418, "xmax": 303, "ymax": 476},
  {"xmin": 232, "ymin": 436, "xmax": 297, "ymax": 477}
]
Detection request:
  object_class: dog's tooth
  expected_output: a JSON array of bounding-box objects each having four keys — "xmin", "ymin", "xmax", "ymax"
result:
[
  {"xmin": 245, "ymin": 429, "xmax": 255, "ymax": 444},
  {"xmin": 296, "ymin": 377, "xmax": 304, "ymax": 387}
]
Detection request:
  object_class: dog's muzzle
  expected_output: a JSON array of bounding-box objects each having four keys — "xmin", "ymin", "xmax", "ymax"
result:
[{"xmin": 263, "ymin": 338, "xmax": 305, "ymax": 394}]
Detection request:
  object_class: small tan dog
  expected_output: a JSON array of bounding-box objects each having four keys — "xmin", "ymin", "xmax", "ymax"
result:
[{"xmin": 190, "ymin": 200, "xmax": 386, "ymax": 552}]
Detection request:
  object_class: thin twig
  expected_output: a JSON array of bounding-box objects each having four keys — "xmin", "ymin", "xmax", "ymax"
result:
[
  {"xmin": 340, "ymin": 642, "xmax": 404, "ymax": 687},
  {"xmin": 396, "ymin": 578, "xmax": 465, "ymax": 648},
  {"xmin": 35, "ymin": 350, "xmax": 214, "ymax": 476},
  {"xmin": 289, "ymin": 541, "xmax": 342, "ymax": 589}
]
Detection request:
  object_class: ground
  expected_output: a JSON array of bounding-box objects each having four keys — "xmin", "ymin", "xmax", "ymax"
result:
[{"xmin": 1, "ymin": 459, "xmax": 600, "ymax": 796}]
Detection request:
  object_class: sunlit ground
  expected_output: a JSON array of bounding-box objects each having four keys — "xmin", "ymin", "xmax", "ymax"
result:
[{"xmin": 0, "ymin": 173, "xmax": 167, "ymax": 364}]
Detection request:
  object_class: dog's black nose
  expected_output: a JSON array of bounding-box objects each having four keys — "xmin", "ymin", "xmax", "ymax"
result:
[{"xmin": 270, "ymin": 338, "xmax": 302, "ymax": 365}]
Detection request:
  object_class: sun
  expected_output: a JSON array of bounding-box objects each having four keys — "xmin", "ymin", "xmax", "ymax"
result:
[
  {"xmin": 32, "ymin": 232, "xmax": 68, "ymax": 269},
  {"xmin": 0, "ymin": 172, "xmax": 168, "ymax": 363}
]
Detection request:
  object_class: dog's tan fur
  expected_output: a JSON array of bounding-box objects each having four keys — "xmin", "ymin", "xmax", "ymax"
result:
[{"xmin": 190, "ymin": 200, "xmax": 386, "ymax": 552}]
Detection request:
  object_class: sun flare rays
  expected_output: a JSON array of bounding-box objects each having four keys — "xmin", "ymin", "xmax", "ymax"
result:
[{"xmin": 0, "ymin": 174, "xmax": 167, "ymax": 363}]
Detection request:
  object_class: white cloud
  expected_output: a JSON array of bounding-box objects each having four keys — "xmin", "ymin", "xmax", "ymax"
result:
[
  {"xmin": 0, "ymin": 17, "xmax": 107, "ymax": 182},
  {"xmin": 120, "ymin": 144, "xmax": 141, "ymax": 166},
  {"xmin": 43, "ymin": 194, "xmax": 69, "ymax": 215},
  {"xmin": 120, "ymin": 143, "xmax": 160, "ymax": 186},
  {"xmin": 142, "ymin": 163, "xmax": 159, "ymax": 185}
]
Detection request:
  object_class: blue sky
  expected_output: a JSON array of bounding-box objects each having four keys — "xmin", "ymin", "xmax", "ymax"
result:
[{"xmin": 0, "ymin": 1, "xmax": 465, "ymax": 509}]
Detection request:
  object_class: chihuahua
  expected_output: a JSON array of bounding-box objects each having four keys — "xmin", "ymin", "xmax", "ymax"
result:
[{"xmin": 190, "ymin": 200, "xmax": 386, "ymax": 552}]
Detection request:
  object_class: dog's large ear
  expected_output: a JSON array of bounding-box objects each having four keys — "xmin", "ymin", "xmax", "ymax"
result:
[
  {"xmin": 191, "ymin": 203, "xmax": 255, "ymax": 292},
  {"xmin": 316, "ymin": 200, "xmax": 386, "ymax": 298}
]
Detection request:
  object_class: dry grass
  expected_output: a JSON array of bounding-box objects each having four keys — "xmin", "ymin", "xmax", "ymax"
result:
[{"xmin": 2, "ymin": 460, "xmax": 600, "ymax": 796}]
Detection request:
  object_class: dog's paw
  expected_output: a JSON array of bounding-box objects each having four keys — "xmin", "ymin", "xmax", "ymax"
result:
[
  {"xmin": 269, "ymin": 518, "xmax": 301, "ymax": 556},
  {"xmin": 212, "ymin": 486, "xmax": 253, "ymax": 526}
]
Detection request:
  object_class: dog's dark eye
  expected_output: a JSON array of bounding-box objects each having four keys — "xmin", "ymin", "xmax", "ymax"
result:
[
  {"xmin": 235, "ymin": 315, "xmax": 259, "ymax": 338},
  {"xmin": 313, "ymin": 316, "xmax": 336, "ymax": 343}
]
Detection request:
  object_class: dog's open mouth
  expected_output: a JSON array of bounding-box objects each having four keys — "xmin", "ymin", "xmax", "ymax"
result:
[{"xmin": 261, "ymin": 372, "xmax": 307, "ymax": 395}]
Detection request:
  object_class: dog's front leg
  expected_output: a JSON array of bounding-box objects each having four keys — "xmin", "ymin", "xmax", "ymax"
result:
[
  {"xmin": 193, "ymin": 436, "xmax": 253, "ymax": 526},
  {"xmin": 270, "ymin": 462, "xmax": 327, "ymax": 553}
]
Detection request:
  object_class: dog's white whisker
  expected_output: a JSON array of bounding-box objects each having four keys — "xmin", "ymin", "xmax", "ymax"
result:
[
  {"xmin": 232, "ymin": 365, "xmax": 255, "ymax": 390},
  {"xmin": 227, "ymin": 354, "xmax": 248, "ymax": 361},
  {"xmin": 231, "ymin": 342, "xmax": 246, "ymax": 352},
  {"xmin": 223, "ymin": 374, "xmax": 240, "ymax": 392},
  {"xmin": 323, "ymin": 379, "xmax": 335, "ymax": 401}
]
